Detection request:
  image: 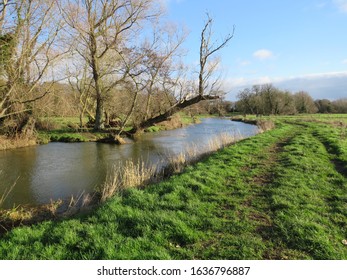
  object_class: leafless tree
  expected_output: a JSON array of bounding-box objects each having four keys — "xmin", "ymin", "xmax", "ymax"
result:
[
  {"xmin": 198, "ymin": 14, "xmax": 234, "ymax": 97},
  {"xmin": 133, "ymin": 14, "xmax": 234, "ymax": 132},
  {"xmin": 0, "ymin": 0, "xmax": 64, "ymax": 123},
  {"xmin": 67, "ymin": 61, "xmax": 95, "ymax": 127},
  {"xmin": 140, "ymin": 23, "xmax": 187, "ymax": 121},
  {"xmin": 61, "ymin": 0, "xmax": 160, "ymax": 131}
]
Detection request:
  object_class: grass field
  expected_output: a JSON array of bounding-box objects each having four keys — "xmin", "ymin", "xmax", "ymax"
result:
[{"xmin": 0, "ymin": 115, "xmax": 346, "ymax": 259}]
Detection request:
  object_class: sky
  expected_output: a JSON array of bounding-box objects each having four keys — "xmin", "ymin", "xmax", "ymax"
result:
[{"xmin": 160, "ymin": 0, "xmax": 347, "ymax": 101}]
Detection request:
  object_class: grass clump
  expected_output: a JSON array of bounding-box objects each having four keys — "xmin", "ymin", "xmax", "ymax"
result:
[{"xmin": 100, "ymin": 160, "xmax": 158, "ymax": 202}]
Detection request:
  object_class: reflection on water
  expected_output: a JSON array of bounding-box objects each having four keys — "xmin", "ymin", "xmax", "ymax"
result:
[{"xmin": 0, "ymin": 118, "xmax": 258, "ymax": 208}]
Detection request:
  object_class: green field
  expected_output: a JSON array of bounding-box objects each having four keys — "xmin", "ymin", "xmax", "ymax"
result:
[{"xmin": 0, "ymin": 115, "xmax": 346, "ymax": 259}]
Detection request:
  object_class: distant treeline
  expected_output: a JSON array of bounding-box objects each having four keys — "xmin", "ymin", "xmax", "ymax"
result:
[{"xmin": 235, "ymin": 84, "xmax": 347, "ymax": 115}]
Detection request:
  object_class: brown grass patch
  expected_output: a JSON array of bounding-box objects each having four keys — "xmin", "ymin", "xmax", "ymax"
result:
[
  {"xmin": 256, "ymin": 120, "xmax": 275, "ymax": 133},
  {"xmin": 157, "ymin": 114, "xmax": 183, "ymax": 130},
  {"xmin": 100, "ymin": 160, "xmax": 157, "ymax": 202},
  {"xmin": 0, "ymin": 135, "xmax": 37, "ymax": 150}
]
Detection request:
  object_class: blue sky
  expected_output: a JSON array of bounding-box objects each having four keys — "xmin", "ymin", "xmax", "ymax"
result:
[{"xmin": 160, "ymin": 0, "xmax": 347, "ymax": 100}]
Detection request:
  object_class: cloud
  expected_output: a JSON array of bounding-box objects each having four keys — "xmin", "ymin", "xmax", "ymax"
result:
[
  {"xmin": 253, "ymin": 49, "xmax": 274, "ymax": 60},
  {"xmin": 333, "ymin": 0, "xmax": 347, "ymax": 12},
  {"xmin": 224, "ymin": 71, "xmax": 347, "ymax": 101},
  {"xmin": 239, "ymin": 60, "xmax": 251, "ymax": 66},
  {"xmin": 342, "ymin": 59, "xmax": 347, "ymax": 64}
]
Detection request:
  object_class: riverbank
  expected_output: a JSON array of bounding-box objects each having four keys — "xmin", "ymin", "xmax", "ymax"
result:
[
  {"xmin": 0, "ymin": 113, "xmax": 202, "ymax": 151},
  {"xmin": 0, "ymin": 115, "xmax": 346, "ymax": 259}
]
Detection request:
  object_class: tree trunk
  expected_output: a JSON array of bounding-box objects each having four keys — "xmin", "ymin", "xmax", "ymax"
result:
[
  {"xmin": 130, "ymin": 94, "xmax": 219, "ymax": 134},
  {"xmin": 94, "ymin": 97, "xmax": 104, "ymax": 130}
]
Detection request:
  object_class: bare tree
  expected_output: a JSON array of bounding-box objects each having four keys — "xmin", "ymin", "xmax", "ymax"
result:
[
  {"xmin": 198, "ymin": 14, "xmax": 234, "ymax": 97},
  {"xmin": 67, "ymin": 61, "xmax": 95, "ymax": 127},
  {"xmin": 141, "ymin": 23, "xmax": 187, "ymax": 121},
  {"xmin": 62, "ymin": 0, "xmax": 159, "ymax": 131},
  {"xmin": 0, "ymin": 0, "xmax": 64, "ymax": 123},
  {"xmin": 132, "ymin": 14, "xmax": 234, "ymax": 132}
]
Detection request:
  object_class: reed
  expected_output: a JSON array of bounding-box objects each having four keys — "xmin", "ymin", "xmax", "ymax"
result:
[
  {"xmin": 0, "ymin": 176, "xmax": 18, "ymax": 209},
  {"xmin": 165, "ymin": 152, "xmax": 187, "ymax": 174},
  {"xmin": 100, "ymin": 169, "xmax": 122, "ymax": 202},
  {"xmin": 63, "ymin": 191, "xmax": 93, "ymax": 215},
  {"xmin": 100, "ymin": 160, "xmax": 157, "ymax": 202},
  {"xmin": 208, "ymin": 132, "xmax": 241, "ymax": 152}
]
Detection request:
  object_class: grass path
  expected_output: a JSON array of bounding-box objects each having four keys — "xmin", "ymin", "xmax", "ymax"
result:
[{"xmin": 0, "ymin": 120, "xmax": 346, "ymax": 259}]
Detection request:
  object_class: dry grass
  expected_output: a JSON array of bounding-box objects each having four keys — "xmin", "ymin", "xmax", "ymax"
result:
[
  {"xmin": 157, "ymin": 114, "xmax": 183, "ymax": 130},
  {"xmin": 0, "ymin": 199, "xmax": 64, "ymax": 235},
  {"xmin": 100, "ymin": 160, "xmax": 157, "ymax": 202},
  {"xmin": 62, "ymin": 191, "xmax": 94, "ymax": 216},
  {"xmin": 165, "ymin": 152, "xmax": 187, "ymax": 174},
  {"xmin": 208, "ymin": 132, "xmax": 241, "ymax": 152},
  {"xmin": 0, "ymin": 175, "xmax": 18, "ymax": 208},
  {"xmin": 123, "ymin": 161, "xmax": 157, "ymax": 188},
  {"xmin": 0, "ymin": 135, "xmax": 37, "ymax": 150},
  {"xmin": 163, "ymin": 143, "xmax": 200, "ymax": 175},
  {"xmin": 256, "ymin": 120, "xmax": 275, "ymax": 133}
]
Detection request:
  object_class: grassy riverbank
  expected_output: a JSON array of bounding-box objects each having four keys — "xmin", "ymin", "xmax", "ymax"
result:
[
  {"xmin": 0, "ymin": 116, "xmax": 346, "ymax": 259},
  {"xmin": 0, "ymin": 113, "xmax": 201, "ymax": 150}
]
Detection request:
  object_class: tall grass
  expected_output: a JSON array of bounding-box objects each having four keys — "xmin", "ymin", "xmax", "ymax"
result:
[
  {"xmin": 208, "ymin": 131, "xmax": 243, "ymax": 152},
  {"xmin": 100, "ymin": 132, "xmax": 243, "ymax": 201},
  {"xmin": 100, "ymin": 160, "xmax": 158, "ymax": 202},
  {"xmin": 0, "ymin": 174, "xmax": 18, "ymax": 209}
]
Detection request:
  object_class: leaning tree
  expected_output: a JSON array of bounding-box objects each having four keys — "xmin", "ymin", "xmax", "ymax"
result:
[{"xmin": 132, "ymin": 14, "xmax": 234, "ymax": 133}]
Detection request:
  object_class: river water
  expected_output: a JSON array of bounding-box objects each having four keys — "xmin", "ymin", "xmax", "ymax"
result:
[{"xmin": 0, "ymin": 118, "xmax": 258, "ymax": 209}]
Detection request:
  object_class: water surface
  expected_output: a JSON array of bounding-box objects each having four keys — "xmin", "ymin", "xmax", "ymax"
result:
[{"xmin": 0, "ymin": 118, "xmax": 258, "ymax": 208}]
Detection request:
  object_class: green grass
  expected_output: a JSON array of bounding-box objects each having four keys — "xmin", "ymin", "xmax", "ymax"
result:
[
  {"xmin": 144, "ymin": 126, "xmax": 161, "ymax": 133},
  {"xmin": 0, "ymin": 116, "xmax": 346, "ymax": 259}
]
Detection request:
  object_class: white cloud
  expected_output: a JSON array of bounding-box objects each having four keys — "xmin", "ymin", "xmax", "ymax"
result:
[
  {"xmin": 253, "ymin": 49, "xmax": 274, "ymax": 60},
  {"xmin": 333, "ymin": 0, "xmax": 347, "ymax": 13},
  {"xmin": 239, "ymin": 60, "xmax": 251, "ymax": 66},
  {"xmin": 342, "ymin": 59, "xmax": 347, "ymax": 64}
]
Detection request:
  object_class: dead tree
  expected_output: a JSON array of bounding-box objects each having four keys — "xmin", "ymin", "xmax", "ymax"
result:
[{"xmin": 132, "ymin": 14, "xmax": 234, "ymax": 133}]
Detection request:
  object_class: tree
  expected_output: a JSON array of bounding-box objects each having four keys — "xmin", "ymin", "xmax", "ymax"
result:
[
  {"xmin": 141, "ymin": 23, "xmax": 187, "ymax": 121},
  {"xmin": 236, "ymin": 84, "xmax": 297, "ymax": 115},
  {"xmin": 294, "ymin": 91, "xmax": 318, "ymax": 114},
  {"xmin": 198, "ymin": 14, "xmax": 234, "ymax": 97},
  {"xmin": 236, "ymin": 87, "xmax": 260, "ymax": 115},
  {"xmin": 0, "ymin": 0, "xmax": 64, "ymax": 124},
  {"xmin": 132, "ymin": 14, "xmax": 234, "ymax": 132},
  {"xmin": 315, "ymin": 99, "xmax": 333, "ymax": 113},
  {"xmin": 332, "ymin": 98, "xmax": 347, "ymax": 113},
  {"xmin": 62, "ymin": 0, "xmax": 159, "ymax": 131},
  {"xmin": 67, "ymin": 62, "xmax": 95, "ymax": 127}
]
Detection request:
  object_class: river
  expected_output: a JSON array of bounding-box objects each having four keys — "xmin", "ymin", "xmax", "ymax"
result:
[{"xmin": 0, "ymin": 118, "xmax": 258, "ymax": 209}]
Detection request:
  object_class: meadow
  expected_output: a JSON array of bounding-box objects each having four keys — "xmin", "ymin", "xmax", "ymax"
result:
[{"xmin": 0, "ymin": 115, "xmax": 346, "ymax": 259}]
